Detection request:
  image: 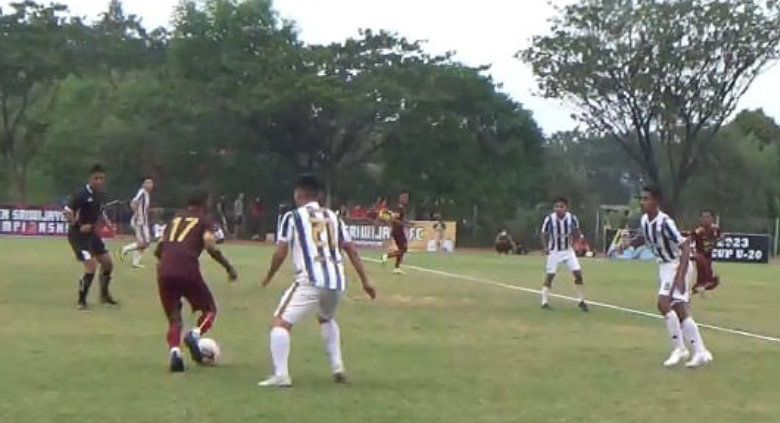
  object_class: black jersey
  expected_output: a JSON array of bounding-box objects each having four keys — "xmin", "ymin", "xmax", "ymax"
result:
[{"xmin": 66, "ymin": 185, "xmax": 105, "ymax": 231}]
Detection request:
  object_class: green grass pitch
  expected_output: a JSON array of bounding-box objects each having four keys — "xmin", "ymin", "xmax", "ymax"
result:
[{"xmin": 0, "ymin": 238, "xmax": 778, "ymax": 422}]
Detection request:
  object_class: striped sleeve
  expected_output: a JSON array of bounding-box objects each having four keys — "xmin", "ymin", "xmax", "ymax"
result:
[
  {"xmin": 662, "ymin": 218, "xmax": 684, "ymax": 246},
  {"xmin": 571, "ymin": 214, "xmax": 579, "ymax": 229},
  {"xmin": 277, "ymin": 212, "xmax": 294, "ymax": 244},
  {"xmin": 131, "ymin": 189, "xmax": 144, "ymax": 204},
  {"xmin": 540, "ymin": 216, "xmax": 550, "ymax": 234},
  {"xmin": 338, "ymin": 218, "xmax": 351, "ymax": 244}
]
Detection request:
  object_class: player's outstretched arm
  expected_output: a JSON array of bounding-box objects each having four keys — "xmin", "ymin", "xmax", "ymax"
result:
[
  {"xmin": 261, "ymin": 244, "xmax": 289, "ymax": 287},
  {"xmin": 342, "ymin": 241, "xmax": 376, "ymax": 300},
  {"xmin": 204, "ymin": 231, "xmax": 237, "ymax": 282}
]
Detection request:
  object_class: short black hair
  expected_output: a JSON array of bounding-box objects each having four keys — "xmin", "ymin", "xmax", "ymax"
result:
[
  {"xmin": 553, "ymin": 196, "xmax": 568, "ymax": 206},
  {"xmin": 90, "ymin": 163, "xmax": 106, "ymax": 174},
  {"xmin": 187, "ymin": 188, "xmax": 209, "ymax": 208},
  {"xmin": 700, "ymin": 209, "xmax": 715, "ymax": 217},
  {"xmin": 295, "ymin": 174, "xmax": 321, "ymax": 196},
  {"xmin": 642, "ymin": 185, "xmax": 663, "ymax": 201},
  {"xmin": 142, "ymin": 176, "xmax": 153, "ymax": 182}
]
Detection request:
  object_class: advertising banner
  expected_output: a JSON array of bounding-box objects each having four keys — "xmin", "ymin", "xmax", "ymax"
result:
[{"xmin": 344, "ymin": 219, "xmax": 457, "ymax": 252}]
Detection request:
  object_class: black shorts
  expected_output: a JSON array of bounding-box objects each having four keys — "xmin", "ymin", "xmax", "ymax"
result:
[{"xmin": 68, "ymin": 230, "xmax": 108, "ymax": 261}]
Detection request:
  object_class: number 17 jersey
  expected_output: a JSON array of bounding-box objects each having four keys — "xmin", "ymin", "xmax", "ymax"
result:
[
  {"xmin": 277, "ymin": 202, "xmax": 351, "ymax": 291},
  {"xmin": 158, "ymin": 210, "xmax": 214, "ymax": 280}
]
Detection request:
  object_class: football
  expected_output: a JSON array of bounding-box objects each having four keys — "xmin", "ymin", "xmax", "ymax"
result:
[{"xmin": 198, "ymin": 338, "xmax": 221, "ymax": 365}]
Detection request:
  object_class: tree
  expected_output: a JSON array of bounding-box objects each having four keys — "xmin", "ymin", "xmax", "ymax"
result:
[
  {"xmin": 521, "ymin": 0, "xmax": 780, "ymax": 213},
  {"xmin": 0, "ymin": 1, "xmax": 85, "ymax": 200}
]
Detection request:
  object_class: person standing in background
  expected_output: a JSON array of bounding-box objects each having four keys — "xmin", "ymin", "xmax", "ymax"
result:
[{"xmin": 233, "ymin": 193, "xmax": 245, "ymax": 239}]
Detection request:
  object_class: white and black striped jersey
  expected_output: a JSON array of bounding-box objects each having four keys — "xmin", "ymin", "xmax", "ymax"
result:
[
  {"xmin": 640, "ymin": 211, "xmax": 685, "ymax": 263},
  {"xmin": 131, "ymin": 188, "xmax": 151, "ymax": 227},
  {"xmin": 277, "ymin": 202, "xmax": 351, "ymax": 291},
  {"xmin": 541, "ymin": 212, "xmax": 580, "ymax": 251}
]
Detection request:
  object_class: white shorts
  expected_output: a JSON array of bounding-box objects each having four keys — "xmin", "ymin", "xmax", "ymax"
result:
[
  {"xmin": 274, "ymin": 283, "xmax": 342, "ymax": 325},
  {"xmin": 546, "ymin": 249, "xmax": 581, "ymax": 274},
  {"xmin": 658, "ymin": 260, "xmax": 693, "ymax": 304},
  {"xmin": 133, "ymin": 223, "xmax": 151, "ymax": 244}
]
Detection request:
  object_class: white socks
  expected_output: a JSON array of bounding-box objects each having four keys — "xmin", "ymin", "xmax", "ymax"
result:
[
  {"xmin": 575, "ymin": 285, "xmax": 585, "ymax": 302},
  {"xmin": 132, "ymin": 250, "xmax": 143, "ymax": 266},
  {"xmin": 541, "ymin": 286, "xmax": 550, "ymax": 305},
  {"xmin": 681, "ymin": 317, "xmax": 707, "ymax": 354},
  {"xmin": 122, "ymin": 243, "xmax": 138, "ymax": 254},
  {"xmin": 320, "ymin": 320, "xmax": 344, "ymax": 374},
  {"xmin": 270, "ymin": 327, "xmax": 291, "ymax": 377},
  {"xmin": 664, "ymin": 311, "xmax": 685, "ymax": 350}
]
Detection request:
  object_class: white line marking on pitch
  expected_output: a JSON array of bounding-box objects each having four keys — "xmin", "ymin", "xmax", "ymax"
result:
[{"xmin": 366, "ymin": 259, "xmax": 780, "ymax": 344}]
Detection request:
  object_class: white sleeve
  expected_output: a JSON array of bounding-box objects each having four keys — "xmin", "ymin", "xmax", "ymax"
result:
[
  {"xmin": 663, "ymin": 218, "xmax": 684, "ymax": 246},
  {"xmin": 338, "ymin": 218, "xmax": 352, "ymax": 244},
  {"xmin": 277, "ymin": 212, "xmax": 294, "ymax": 244},
  {"xmin": 540, "ymin": 216, "xmax": 550, "ymax": 234}
]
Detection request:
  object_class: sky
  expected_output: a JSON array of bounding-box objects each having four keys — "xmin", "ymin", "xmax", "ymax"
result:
[{"xmin": 4, "ymin": 0, "xmax": 780, "ymax": 135}]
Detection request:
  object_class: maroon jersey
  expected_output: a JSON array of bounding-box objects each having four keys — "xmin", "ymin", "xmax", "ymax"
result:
[
  {"xmin": 391, "ymin": 205, "xmax": 406, "ymax": 235},
  {"xmin": 693, "ymin": 225, "xmax": 720, "ymax": 257},
  {"xmin": 158, "ymin": 211, "xmax": 214, "ymax": 279}
]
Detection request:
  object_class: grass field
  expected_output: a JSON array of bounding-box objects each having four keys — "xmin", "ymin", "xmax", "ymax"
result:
[{"xmin": 1, "ymin": 237, "xmax": 779, "ymax": 423}]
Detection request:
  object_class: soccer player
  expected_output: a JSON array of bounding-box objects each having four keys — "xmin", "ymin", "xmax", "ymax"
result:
[
  {"xmin": 64, "ymin": 164, "xmax": 118, "ymax": 310},
  {"xmin": 154, "ymin": 189, "xmax": 238, "ymax": 372},
  {"xmin": 381, "ymin": 191, "xmax": 410, "ymax": 275},
  {"xmin": 539, "ymin": 197, "xmax": 588, "ymax": 312},
  {"xmin": 258, "ymin": 175, "xmax": 376, "ymax": 388},
  {"xmin": 121, "ymin": 177, "xmax": 154, "ymax": 268},
  {"xmin": 639, "ymin": 186, "xmax": 712, "ymax": 368},
  {"xmin": 691, "ymin": 210, "xmax": 721, "ymax": 294}
]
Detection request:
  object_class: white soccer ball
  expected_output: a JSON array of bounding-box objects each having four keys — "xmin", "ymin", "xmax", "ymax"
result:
[{"xmin": 198, "ymin": 337, "xmax": 221, "ymax": 365}]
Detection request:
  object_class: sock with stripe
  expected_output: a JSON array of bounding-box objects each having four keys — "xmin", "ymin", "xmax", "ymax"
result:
[{"xmin": 270, "ymin": 327, "xmax": 291, "ymax": 377}]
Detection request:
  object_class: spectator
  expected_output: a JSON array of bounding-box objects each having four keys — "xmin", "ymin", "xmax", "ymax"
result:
[
  {"xmin": 495, "ymin": 230, "xmax": 516, "ymax": 255},
  {"xmin": 233, "ymin": 193, "xmax": 245, "ymax": 238}
]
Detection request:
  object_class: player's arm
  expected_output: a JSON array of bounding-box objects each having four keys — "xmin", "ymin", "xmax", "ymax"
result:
[
  {"xmin": 63, "ymin": 192, "xmax": 80, "ymax": 225},
  {"xmin": 673, "ymin": 238, "xmax": 692, "ymax": 294},
  {"xmin": 204, "ymin": 230, "xmax": 237, "ymax": 281},
  {"xmin": 336, "ymin": 217, "xmax": 375, "ymax": 299},
  {"xmin": 260, "ymin": 243, "xmax": 288, "ymax": 287},
  {"xmin": 572, "ymin": 216, "xmax": 583, "ymax": 240},
  {"xmin": 261, "ymin": 212, "xmax": 293, "ymax": 287},
  {"xmin": 342, "ymin": 241, "xmax": 376, "ymax": 300},
  {"xmin": 540, "ymin": 217, "xmax": 550, "ymax": 254},
  {"xmin": 154, "ymin": 240, "xmax": 164, "ymax": 260}
]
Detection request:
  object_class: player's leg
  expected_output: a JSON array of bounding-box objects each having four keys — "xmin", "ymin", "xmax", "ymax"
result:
[
  {"xmin": 131, "ymin": 225, "xmax": 151, "ymax": 268},
  {"xmin": 567, "ymin": 252, "xmax": 588, "ymax": 312},
  {"xmin": 657, "ymin": 263, "xmax": 688, "ymax": 367},
  {"xmin": 95, "ymin": 237, "xmax": 118, "ymax": 305},
  {"xmin": 259, "ymin": 284, "xmax": 317, "ymax": 387},
  {"xmin": 317, "ymin": 290, "xmax": 346, "ymax": 382},
  {"xmin": 393, "ymin": 238, "xmax": 408, "ymax": 274},
  {"xmin": 69, "ymin": 233, "xmax": 97, "ymax": 309},
  {"xmin": 674, "ymin": 265, "xmax": 712, "ymax": 367},
  {"xmin": 182, "ymin": 278, "xmax": 218, "ymax": 364},
  {"xmin": 158, "ymin": 275, "xmax": 185, "ymax": 372},
  {"xmin": 541, "ymin": 252, "xmax": 558, "ymax": 309}
]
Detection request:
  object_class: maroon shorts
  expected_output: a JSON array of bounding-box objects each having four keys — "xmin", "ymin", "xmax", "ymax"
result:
[
  {"xmin": 158, "ymin": 273, "xmax": 216, "ymax": 316},
  {"xmin": 392, "ymin": 231, "xmax": 408, "ymax": 253}
]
